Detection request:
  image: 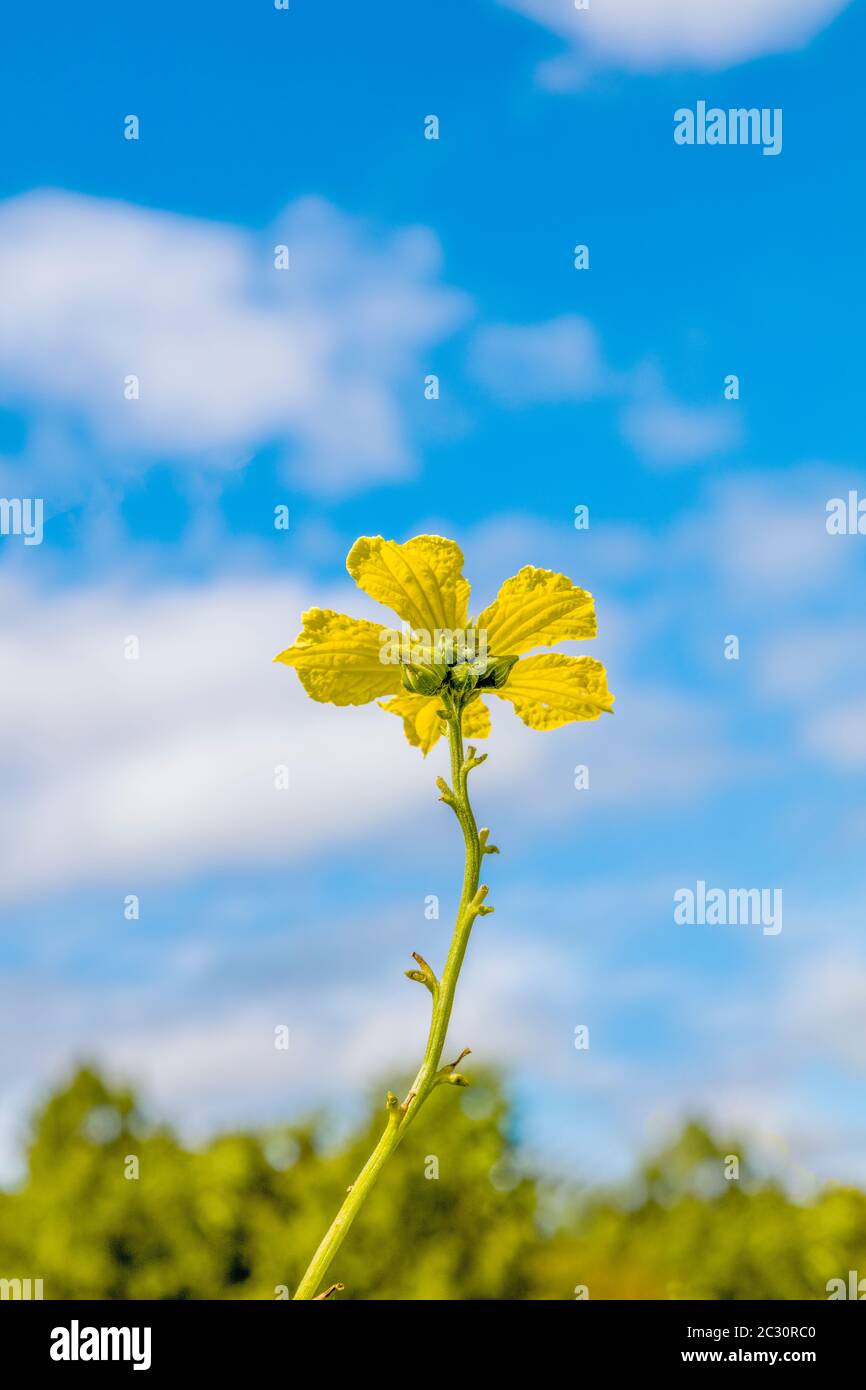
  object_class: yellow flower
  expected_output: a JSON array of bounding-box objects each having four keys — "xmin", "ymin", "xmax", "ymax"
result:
[{"xmin": 274, "ymin": 535, "xmax": 614, "ymax": 755}]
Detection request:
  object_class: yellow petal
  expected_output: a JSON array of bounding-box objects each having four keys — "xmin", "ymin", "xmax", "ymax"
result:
[
  {"xmin": 461, "ymin": 697, "xmax": 491, "ymax": 741},
  {"xmin": 347, "ymin": 535, "xmax": 470, "ymax": 637},
  {"xmin": 494, "ymin": 653, "xmax": 613, "ymax": 730},
  {"xmin": 379, "ymin": 694, "xmax": 491, "ymax": 756},
  {"xmin": 473, "ymin": 567, "xmax": 596, "ymax": 655},
  {"xmin": 378, "ymin": 693, "xmax": 447, "ymax": 755},
  {"xmin": 274, "ymin": 609, "xmax": 402, "ymax": 705}
]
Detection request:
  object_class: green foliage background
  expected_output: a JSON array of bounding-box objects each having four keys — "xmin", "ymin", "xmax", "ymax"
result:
[{"xmin": 1, "ymin": 1067, "xmax": 863, "ymax": 1300}]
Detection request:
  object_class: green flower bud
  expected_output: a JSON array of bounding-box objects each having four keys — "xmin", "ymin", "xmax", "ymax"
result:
[
  {"xmin": 401, "ymin": 662, "xmax": 447, "ymax": 696},
  {"xmin": 477, "ymin": 655, "xmax": 519, "ymax": 690},
  {"xmin": 448, "ymin": 662, "xmax": 479, "ymax": 698}
]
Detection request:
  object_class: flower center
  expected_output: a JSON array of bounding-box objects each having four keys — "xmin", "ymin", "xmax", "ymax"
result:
[{"xmin": 401, "ymin": 653, "xmax": 518, "ymax": 699}]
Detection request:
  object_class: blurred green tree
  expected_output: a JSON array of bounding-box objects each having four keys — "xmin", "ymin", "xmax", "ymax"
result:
[{"xmin": 1, "ymin": 1067, "xmax": 864, "ymax": 1301}]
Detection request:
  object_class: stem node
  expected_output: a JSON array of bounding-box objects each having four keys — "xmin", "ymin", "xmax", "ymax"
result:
[
  {"xmin": 479, "ymin": 827, "xmax": 499, "ymax": 856},
  {"xmin": 404, "ymin": 951, "xmax": 439, "ymax": 998},
  {"xmin": 435, "ymin": 775, "xmax": 458, "ymax": 811},
  {"xmin": 435, "ymin": 1045, "xmax": 472, "ymax": 1089},
  {"xmin": 467, "ymin": 883, "xmax": 494, "ymax": 919}
]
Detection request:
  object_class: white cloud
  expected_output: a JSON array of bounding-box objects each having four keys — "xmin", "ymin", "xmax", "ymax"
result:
[
  {"xmin": 0, "ymin": 191, "xmax": 468, "ymax": 497},
  {"xmin": 466, "ymin": 317, "xmax": 740, "ymax": 466},
  {"xmin": 0, "ymin": 570, "xmax": 433, "ymax": 902},
  {"xmin": 692, "ymin": 473, "xmax": 852, "ymax": 595},
  {"xmin": 753, "ymin": 625, "xmax": 866, "ymax": 771},
  {"xmin": 756, "ymin": 625, "xmax": 866, "ymax": 703},
  {"xmin": 0, "ymin": 191, "xmax": 750, "ymax": 498},
  {"xmin": 780, "ymin": 951, "xmax": 866, "ymax": 1073},
  {"xmin": 619, "ymin": 394, "xmax": 740, "ymax": 466},
  {"xmin": 467, "ymin": 315, "xmax": 611, "ymax": 404},
  {"xmin": 805, "ymin": 700, "xmax": 866, "ymax": 768},
  {"xmin": 498, "ymin": 0, "xmax": 852, "ymax": 82}
]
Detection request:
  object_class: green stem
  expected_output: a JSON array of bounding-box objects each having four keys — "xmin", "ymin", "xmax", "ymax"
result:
[{"xmin": 293, "ymin": 701, "xmax": 487, "ymax": 1300}]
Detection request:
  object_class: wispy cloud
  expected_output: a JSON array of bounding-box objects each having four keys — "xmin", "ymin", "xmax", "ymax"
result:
[
  {"xmin": 0, "ymin": 571, "xmax": 433, "ymax": 902},
  {"xmin": 467, "ymin": 316, "xmax": 741, "ymax": 467},
  {"xmin": 805, "ymin": 700, "xmax": 866, "ymax": 768},
  {"xmin": 619, "ymin": 394, "xmax": 740, "ymax": 466},
  {"xmin": 498, "ymin": 0, "xmax": 852, "ymax": 85},
  {"xmin": 679, "ymin": 470, "xmax": 855, "ymax": 596},
  {"xmin": 0, "ymin": 191, "xmax": 468, "ymax": 498},
  {"xmin": 468, "ymin": 315, "xmax": 612, "ymax": 404}
]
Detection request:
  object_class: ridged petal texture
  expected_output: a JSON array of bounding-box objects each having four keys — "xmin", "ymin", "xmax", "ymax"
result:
[
  {"xmin": 347, "ymin": 535, "xmax": 470, "ymax": 636},
  {"xmin": 274, "ymin": 609, "xmax": 401, "ymax": 705},
  {"xmin": 493, "ymin": 654, "xmax": 614, "ymax": 730},
  {"xmin": 473, "ymin": 566, "xmax": 596, "ymax": 655}
]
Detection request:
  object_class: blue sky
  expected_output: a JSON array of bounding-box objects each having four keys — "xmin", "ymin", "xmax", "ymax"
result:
[{"xmin": 1, "ymin": 0, "xmax": 865, "ymax": 1192}]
